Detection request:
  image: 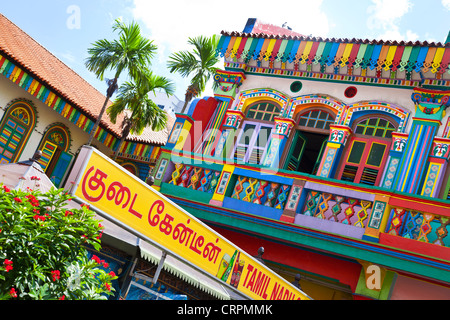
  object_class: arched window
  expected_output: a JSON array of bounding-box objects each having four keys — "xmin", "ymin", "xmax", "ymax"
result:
[
  {"xmin": 283, "ymin": 108, "xmax": 335, "ymax": 174},
  {"xmin": 246, "ymin": 102, "xmax": 280, "ymax": 122},
  {"xmin": 122, "ymin": 163, "xmax": 139, "ymax": 176},
  {"xmin": 37, "ymin": 124, "xmax": 72, "ymax": 187},
  {"xmin": 338, "ymin": 115, "xmax": 397, "ymax": 186},
  {"xmin": 233, "ymin": 101, "xmax": 281, "ymax": 165},
  {"xmin": 0, "ymin": 100, "xmax": 36, "ymax": 164}
]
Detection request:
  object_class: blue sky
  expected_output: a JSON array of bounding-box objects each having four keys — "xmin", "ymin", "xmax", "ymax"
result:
[{"xmin": 1, "ymin": 0, "xmax": 449, "ymax": 100}]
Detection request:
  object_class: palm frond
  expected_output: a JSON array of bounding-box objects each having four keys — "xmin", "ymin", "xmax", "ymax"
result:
[
  {"xmin": 85, "ymin": 18, "xmax": 157, "ymax": 82},
  {"xmin": 108, "ymin": 69, "xmax": 172, "ymax": 136},
  {"xmin": 166, "ymin": 34, "xmax": 220, "ymax": 99}
]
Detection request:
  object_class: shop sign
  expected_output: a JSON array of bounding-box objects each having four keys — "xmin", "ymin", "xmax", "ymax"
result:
[{"xmin": 66, "ymin": 146, "xmax": 311, "ymax": 300}]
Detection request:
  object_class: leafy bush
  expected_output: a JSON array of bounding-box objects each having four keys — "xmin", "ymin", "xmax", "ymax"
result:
[{"xmin": 0, "ymin": 182, "xmax": 117, "ymax": 300}]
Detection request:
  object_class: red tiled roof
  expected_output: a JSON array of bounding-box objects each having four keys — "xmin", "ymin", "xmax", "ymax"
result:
[
  {"xmin": 127, "ymin": 114, "xmax": 176, "ymax": 145},
  {"xmin": 0, "ymin": 13, "xmax": 173, "ymax": 145}
]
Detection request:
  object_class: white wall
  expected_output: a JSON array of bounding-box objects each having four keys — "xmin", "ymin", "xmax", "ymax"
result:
[{"xmin": 234, "ymin": 73, "xmax": 449, "ymax": 137}]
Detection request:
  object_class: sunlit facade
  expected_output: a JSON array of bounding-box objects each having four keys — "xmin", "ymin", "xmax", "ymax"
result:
[{"xmin": 153, "ymin": 18, "xmax": 450, "ymax": 299}]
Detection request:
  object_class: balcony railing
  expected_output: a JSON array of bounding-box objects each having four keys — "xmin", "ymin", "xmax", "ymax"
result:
[
  {"xmin": 386, "ymin": 208, "xmax": 450, "ymax": 248},
  {"xmin": 300, "ymin": 190, "xmax": 373, "ymax": 228},
  {"xmin": 169, "ymin": 163, "xmax": 221, "ymax": 194},
  {"xmin": 156, "ymin": 150, "xmax": 450, "ymax": 258},
  {"xmin": 230, "ymin": 176, "xmax": 291, "ymax": 210}
]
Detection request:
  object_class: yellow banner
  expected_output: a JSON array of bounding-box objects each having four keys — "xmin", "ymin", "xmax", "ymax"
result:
[{"xmin": 71, "ymin": 148, "xmax": 310, "ymax": 300}]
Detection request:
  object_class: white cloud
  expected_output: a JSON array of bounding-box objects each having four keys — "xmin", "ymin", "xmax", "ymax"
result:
[
  {"xmin": 366, "ymin": 0, "xmax": 415, "ymax": 41},
  {"xmin": 443, "ymin": 0, "xmax": 450, "ymax": 10},
  {"xmin": 131, "ymin": 0, "xmax": 331, "ymax": 98},
  {"xmin": 131, "ymin": 0, "xmax": 330, "ymax": 55}
]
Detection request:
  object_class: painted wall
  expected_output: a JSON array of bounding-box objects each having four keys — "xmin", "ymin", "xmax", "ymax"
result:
[
  {"xmin": 231, "ymin": 73, "xmax": 449, "ymax": 137},
  {"xmin": 390, "ymin": 274, "xmax": 450, "ymax": 300}
]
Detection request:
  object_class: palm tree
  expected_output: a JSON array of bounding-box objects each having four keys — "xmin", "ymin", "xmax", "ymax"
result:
[
  {"xmin": 167, "ymin": 35, "xmax": 220, "ymax": 114},
  {"xmin": 107, "ymin": 69, "xmax": 175, "ymax": 160},
  {"xmin": 85, "ymin": 19, "xmax": 157, "ymax": 146}
]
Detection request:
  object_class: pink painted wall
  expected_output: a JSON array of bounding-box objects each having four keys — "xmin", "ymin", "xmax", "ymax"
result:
[{"xmin": 391, "ymin": 275, "xmax": 450, "ymax": 300}]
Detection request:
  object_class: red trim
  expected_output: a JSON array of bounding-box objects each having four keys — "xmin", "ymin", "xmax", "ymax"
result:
[
  {"xmin": 379, "ymin": 233, "xmax": 450, "ymax": 262},
  {"xmin": 337, "ymin": 136, "xmax": 391, "ymax": 185},
  {"xmin": 212, "ymin": 226, "xmax": 362, "ymax": 292}
]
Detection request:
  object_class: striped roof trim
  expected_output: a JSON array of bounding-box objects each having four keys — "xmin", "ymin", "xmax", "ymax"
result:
[{"xmin": 217, "ymin": 33, "xmax": 450, "ymax": 75}]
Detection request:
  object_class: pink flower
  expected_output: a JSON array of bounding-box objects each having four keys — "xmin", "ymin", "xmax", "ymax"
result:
[
  {"xmin": 109, "ymin": 271, "xmax": 116, "ymax": 277},
  {"xmin": 105, "ymin": 283, "xmax": 111, "ymax": 291},
  {"xmin": 13, "ymin": 197, "xmax": 22, "ymax": 203},
  {"xmin": 59, "ymin": 295, "xmax": 65, "ymax": 300},
  {"xmin": 3, "ymin": 185, "xmax": 10, "ymax": 192}
]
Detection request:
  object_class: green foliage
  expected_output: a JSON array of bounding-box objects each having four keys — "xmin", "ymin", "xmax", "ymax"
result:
[
  {"xmin": 167, "ymin": 35, "xmax": 220, "ymax": 95},
  {"xmin": 0, "ymin": 184, "xmax": 117, "ymax": 300},
  {"xmin": 107, "ymin": 68, "xmax": 174, "ymax": 134},
  {"xmin": 85, "ymin": 19, "xmax": 157, "ymax": 81}
]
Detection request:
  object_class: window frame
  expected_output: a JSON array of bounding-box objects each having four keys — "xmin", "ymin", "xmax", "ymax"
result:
[
  {"xmin": 281, "ymin": 107, "xmax": 336, "ymax": 172},
  {"xmin": 337, "ymin": 114, "xmax": 398, "ymax": 186},
  {"xmin": 231, "ymin": 100, "xmax": 281, "ymax": 165},
  {"xmin": 0, "ymin": 101, "xmax": 36, "ymax": 164},
  {"xmin": 233, "ymin": 121, "xmax": 274, "ymax": 165}
]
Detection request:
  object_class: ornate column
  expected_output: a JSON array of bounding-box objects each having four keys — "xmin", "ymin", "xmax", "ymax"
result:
[
  {"xmin": 379, "ymin": 132, "xmax": 408, "ymax": 189},
  {"xmin": 316, "ymin": 124, "xmax": 352, "ymax": 179},
  {"xmin": 262, "ymin": 117, "xmax": 295, "ymax": 168},
  {"xmin": 165, "ymin": 113, "xmax": 195, "ymax": 152},
  {"xmin": 419, "ymin": 137, "xmax": 450, "ymax": 197},
  {"xmin": 213, "ymin": 110, "xmax": 244, "ymax": 159},
  {"xmin": 394, "ymin": 88, "xmax": 450, "ymax": 194}
]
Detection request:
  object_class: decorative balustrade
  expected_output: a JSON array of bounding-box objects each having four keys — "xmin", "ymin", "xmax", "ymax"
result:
[
  {"xmin": 300, "ymin": 190, "xmax": 373, "ymax": 228},
  {"xmin": 230, "ymin": 175, "xmax": 291, "ymax": 210},
  {"xmin": 169, "ymin": 163, "xmax": 221, "ymax": 194},
  {"xmin": 386, "ymin": 208, "xmax": 450, "ymax": 248},
  {"xmin": 159, "ymin": 153, "xmax": 450, "ymax": 255}
]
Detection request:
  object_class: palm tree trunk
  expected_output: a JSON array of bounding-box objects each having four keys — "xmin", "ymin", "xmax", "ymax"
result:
[
  {"xmin": 86, "ymin": 78, "xmax": 118, "ymax": 146},
  {"xmin": 112, "ymin": 135, "xmax": 127, "ymax": 161},
  {"xmin": 181, "ymin": 99, "xmax": 189, "ymax": 114},
  {"xmin": 112, "ymin": 119, "xmax": 131, "ymax": 161}
]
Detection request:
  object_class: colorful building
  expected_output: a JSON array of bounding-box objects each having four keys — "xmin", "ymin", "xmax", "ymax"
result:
[
  {"xmin": 152, "ymin": 18, "xmax": 450, "ymax": 299},
  {"xmin": 0, "ymin": 13, "xmax": 173, "ymax": 186},
  {"xmin": 0, "ymin": 14, "xmax": 213, "ymax": 300}
]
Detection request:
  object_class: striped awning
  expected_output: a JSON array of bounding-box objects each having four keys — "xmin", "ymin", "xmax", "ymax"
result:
[{"xmin": 217, "ymin": 33, "xmax": 450, "ymax": 75}]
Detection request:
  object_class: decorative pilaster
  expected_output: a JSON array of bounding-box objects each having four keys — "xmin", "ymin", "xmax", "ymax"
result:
[
  {"xmin": 419, "ymin": 137, "xmax": 450, "ymax": 197},
  {"xmin": 380, "ymin": 132, "xmax": 408, "ymax": 189},
  {"xmin": 280, "ymin": 180, "xmax": 306, "ymax": 223},
  {"xmin": 165, "ymin": 113, "xmax": 195, "ymax": 151},
  {"xmin": 205, "ymin": 70, "xmax": 246, "ymax": 158},
  {"xmin": 262, "ymin": 117, "xmax": 295, "ymax": 168},
  {"xmin": 213, "ymin": 110, "xmax": 245, "ymax": 158},
  {"xmin": 316, "ymin": 125, "xmax": 352, "ymax": 178},
  {"xmin": 362, "ymin": 195, "xmax": 391, "ymax": 243},
  {"xmin": 394, "ymin": 88, "xmax": 450, "ymax": 194}
]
